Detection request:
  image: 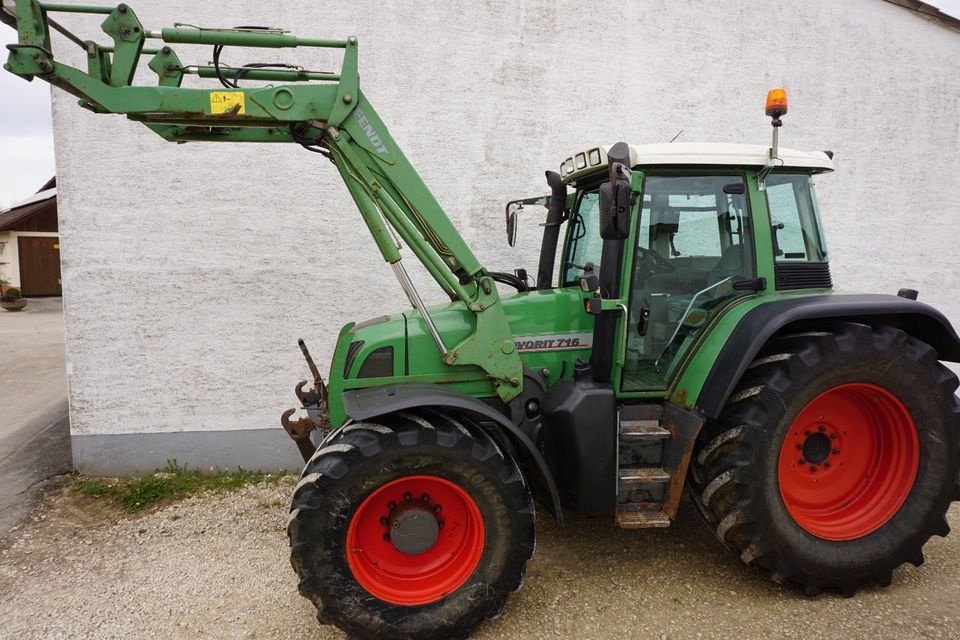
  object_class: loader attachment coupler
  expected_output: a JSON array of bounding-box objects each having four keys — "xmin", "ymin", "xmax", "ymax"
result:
[{"xmin": 1, "ymin": 0, "xmax": 524, "ymax": 403}]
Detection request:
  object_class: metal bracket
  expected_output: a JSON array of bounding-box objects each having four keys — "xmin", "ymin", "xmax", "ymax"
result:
[{"xmin": 281, "ymin": 407, "xmax": 323, "ymax": 463}]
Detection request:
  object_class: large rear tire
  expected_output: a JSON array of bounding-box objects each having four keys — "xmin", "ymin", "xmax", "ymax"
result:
[
  {"xmin": 689, "ymin": 321, "xmax": 960, "ymax": 595},
  {"xmin": 288, "ymin": 408, "xmax": 535, "ymax": 640}
]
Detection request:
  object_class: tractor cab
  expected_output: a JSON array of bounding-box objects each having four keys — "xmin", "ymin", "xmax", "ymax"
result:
[{"xmin": 546, "ymin": 142, "xmax": 834, "ymax": 390}]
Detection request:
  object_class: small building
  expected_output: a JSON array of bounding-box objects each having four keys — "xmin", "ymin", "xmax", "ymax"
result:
[{"xmin": 0, "ymin": 178, "xmax": 61, "ymax": 297}]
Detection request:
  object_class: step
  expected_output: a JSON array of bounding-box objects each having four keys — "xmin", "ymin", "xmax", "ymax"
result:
[
  {"xmin": 616, "ymin": 506, "xmax": 671, "ymax": 529},
  {"xmin": 619, "ymin": 420, "xmax": 671, "ymax": 441},
  {"xmin": 618, "ymin": 467, "xmax": 671, "ymax": 484},
  {"xmin": 620, "ymin": 404, "xmax": 663, "ymax": 422}
]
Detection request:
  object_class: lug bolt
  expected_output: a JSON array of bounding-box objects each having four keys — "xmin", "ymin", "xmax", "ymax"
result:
[
  {"xmin": 830, "ymin": 433, "xmax": 837, "ymax": 440},
  {"xmin": 832, "ymin": 448, "xmax": 840, "ymax": 454},
  {"xmin": 796, "ymin": 444, "xmax": 802, "ymax": 450},
  {"xmin": 433, "ymin": 504, "xmax": 442, "ymax": 513},
  {"xmin": 421, "ymin": 493, "xmax": 430, "ymax": 503},
  {"xmin": 798, "ymin": 458, "xmax": 806, "ymax": 465},
  {"xmin": 438, "ymin": 520, "xmax": 445, "ymax": 529},
  {"xmin": 824, "ymin": 462, "xmax": 832, "ymax": 469},
  {"xmin": 818, "ymin": 425, "xmax": 826, "ymax": 432},
  {"xmin": 403, "ymin": 492, "xmax": 412, "ymax": 501},
  {"xmin": 379, "ymin": 516, "xmax": 388, "ymax": 526},
  {"xmin": 387, "ymin": 501, "xmax": 396, "ymax": 510},
  {"xmin": 383, "ymin": 533, "xmax": 390, "ymax": 541},
  {"xmin": 805, "ymin": 430, "xmax": 812, "ymax": 436},
  {"xmin": 810, "ymin": 465, "xmax": 818, "ymax": 472}
]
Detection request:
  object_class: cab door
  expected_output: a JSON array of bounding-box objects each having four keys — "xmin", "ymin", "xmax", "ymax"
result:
[{"xmin": 618, "ymin": 173, "xmax": 756, "ymax": 391}]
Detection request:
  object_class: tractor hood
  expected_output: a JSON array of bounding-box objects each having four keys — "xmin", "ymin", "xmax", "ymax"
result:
[
  {"xmin": 403, "ymin": 288, "xmax": 595, "ymax": 382},
  {"xmin": 325, "ymin": 287, "xmax": 594, "ymax": 427}
]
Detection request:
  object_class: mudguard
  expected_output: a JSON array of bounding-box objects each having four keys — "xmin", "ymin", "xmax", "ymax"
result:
[
  {"xmin": 696, "ymin": 293, "xmax": 960, "ymax": 418},
  {"xmin": 342, "ymin": 383, "xmax": 564, "ymax": 525}
]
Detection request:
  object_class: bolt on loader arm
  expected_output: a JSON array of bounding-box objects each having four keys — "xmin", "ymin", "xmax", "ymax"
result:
[{"xmin": 1, "ymin": 0, "xmax": 524, "ymax": 401}]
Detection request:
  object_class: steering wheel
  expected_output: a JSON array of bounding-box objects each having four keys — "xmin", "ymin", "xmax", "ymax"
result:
[{"xmin": 635, "ymin": 247, "xmax": 675, "ymax": 276}]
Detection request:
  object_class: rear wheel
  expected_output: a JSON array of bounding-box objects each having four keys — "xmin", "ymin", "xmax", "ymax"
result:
[
  {"xmin": 689, "ymin": 321, "xmax": 960, "ymax": 594},
  {"xmin": 288, "ymin": 409, "xmax": 535, "ymax": 640}
]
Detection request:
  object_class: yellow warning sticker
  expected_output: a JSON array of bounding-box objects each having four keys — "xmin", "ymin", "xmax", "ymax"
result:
[
  {"xmin": 210, "ymin": 91, "xmax": 246, "ymax": 115},
  {"xmin": 53, "ymin": 244, "xmax": 60, "ymax": 249}
]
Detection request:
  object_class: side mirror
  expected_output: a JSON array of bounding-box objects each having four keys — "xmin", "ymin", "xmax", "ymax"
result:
[
  {"xmin": 598, "ymin": 142, "xmax": 632, "ymax": 240},
  {"xmin": 506, "ymin": 208, "xmax": 519, "ymax": 247}
]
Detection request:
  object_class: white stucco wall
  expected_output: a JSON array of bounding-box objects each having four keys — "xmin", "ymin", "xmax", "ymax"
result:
[{"xmin": 47, "ymin": 1, "xmax": 960, "ymax": 464}]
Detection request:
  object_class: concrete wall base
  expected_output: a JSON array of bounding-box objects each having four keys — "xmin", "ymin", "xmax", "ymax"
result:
[{"xmin": 71, "ymin": 429, "xmax": 306, "ymax": 476}]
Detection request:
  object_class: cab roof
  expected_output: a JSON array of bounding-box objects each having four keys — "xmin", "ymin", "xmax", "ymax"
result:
[{"xmin": 561, "ymin": 142, "xmax": 834, "ymax": 184}]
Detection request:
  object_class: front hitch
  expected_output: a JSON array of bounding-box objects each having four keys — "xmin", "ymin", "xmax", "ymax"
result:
[{"xmin": 281, "ymin": 338, "xmax": 331, "ymax": 462}]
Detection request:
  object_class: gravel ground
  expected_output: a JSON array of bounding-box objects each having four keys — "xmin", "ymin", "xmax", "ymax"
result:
[{"xmin": 1, "ymin": 478, "xmax": 959, "ymax": 640}]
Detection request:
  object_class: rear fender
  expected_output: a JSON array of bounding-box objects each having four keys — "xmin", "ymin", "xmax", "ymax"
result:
[
  {"xmin": 342, "ymin": 383, "xmax": 564, "ymax": 525},
  {"xmin": 693, "ymin": 293, "xmax": 960, "ymax": 418}
]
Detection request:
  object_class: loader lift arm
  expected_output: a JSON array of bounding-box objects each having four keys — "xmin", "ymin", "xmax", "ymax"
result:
[{"xmin": 1, "ymin": 0, "xmax": 524, "ymax": 401}]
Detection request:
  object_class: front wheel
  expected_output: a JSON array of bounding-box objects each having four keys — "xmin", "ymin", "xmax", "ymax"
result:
[
  {"xmin": 689, "ymin": 321, "xmax": 960, "ymax": 595},
  {"xmin": 288, "ymin": 409, "xmax": 535, "ymax": 640}
]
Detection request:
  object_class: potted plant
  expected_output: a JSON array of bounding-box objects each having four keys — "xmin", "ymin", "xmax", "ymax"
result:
[{"xmin": 0, "ymin": 286, "xmax": 27, "ymax": 311}]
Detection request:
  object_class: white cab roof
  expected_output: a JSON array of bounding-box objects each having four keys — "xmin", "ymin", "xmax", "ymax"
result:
[{"xmin": 560, "ymin": 143, "xmax": 833, "ymax": 183}]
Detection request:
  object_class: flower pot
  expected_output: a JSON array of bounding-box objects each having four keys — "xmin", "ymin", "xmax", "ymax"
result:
[{"xmin": 1, "ymin": 299, "xmax": 27, "ymax": 312}]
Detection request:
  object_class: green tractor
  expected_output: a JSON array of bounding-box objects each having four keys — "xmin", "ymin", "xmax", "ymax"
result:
[{"xmin": 6, "ymin": 3, "xmax": 959, "ymax": 638}]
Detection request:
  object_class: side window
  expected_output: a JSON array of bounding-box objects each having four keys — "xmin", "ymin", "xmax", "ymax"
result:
[
  {"xmin": 765, "ymin": 174, "xmax": 828, "ymax": 262},
  {"xmin": 561, "ymin": 189, "xmax": 603, "ymax": 285}
]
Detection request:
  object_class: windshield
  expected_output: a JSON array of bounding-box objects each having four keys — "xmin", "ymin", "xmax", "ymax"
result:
[{"xmin": 561, "ymin": 188, "xmax": 603, "ymax": 285}]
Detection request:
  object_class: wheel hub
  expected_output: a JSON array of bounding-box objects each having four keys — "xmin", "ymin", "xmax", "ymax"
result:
[
  {"xmin": 801, "ymin": 431, "xmax": 832, "ymax": 465},
  {"xmin": 387, "ymin": 498, "xmax": 442, "ymax": 555}
]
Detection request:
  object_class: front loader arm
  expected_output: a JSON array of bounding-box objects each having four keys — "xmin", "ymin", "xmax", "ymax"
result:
[{"xmin": 2, "ymin": 0, "xmax": 523, "ymax": 401}]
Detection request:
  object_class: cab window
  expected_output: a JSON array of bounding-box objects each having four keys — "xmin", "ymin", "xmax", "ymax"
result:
[
  {"xmin": 765, "ymin": 174, "xmax": 828, "ymax": 262},
  {"xmin": 561, "ymin": 188, "xmax": 603, "ymax": 285}
]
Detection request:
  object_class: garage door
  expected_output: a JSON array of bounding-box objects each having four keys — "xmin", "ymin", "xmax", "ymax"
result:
[{"xmin": 17, "ymin": 236, "xmax": 62, "ymax": 296}]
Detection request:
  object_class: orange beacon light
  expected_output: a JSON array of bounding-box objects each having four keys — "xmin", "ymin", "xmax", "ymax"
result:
[{"xmin": 765, "ymin": 88, "xmax": 788, "ymax": 119}]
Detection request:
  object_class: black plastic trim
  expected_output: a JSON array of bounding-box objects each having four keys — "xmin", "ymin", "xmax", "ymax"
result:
[
  {"xmin": 536, "ymin": 171, "xmax": 566, "ymax": 290},
  {"xmin": 541, "ymin": 376, "xmax": 617, "ymax": 517},
  {"xmin": 357, "ymin": 346, "xmax": 394, "ymax": 378},
  {"xmin": 342, "ymin": 340, "xmax": 364, "ymax": 378},
  {"xmin": 697, "ymin": 293, "xmax": 960, "ymax": 418},
  {"xmin": 343, "ymin": 384, "xmax": 564, "ymax": 525},
  {"xmin": 589, "ymin": 237, "xmax": 625, "ymax": 383},
  {"xmin": 775, "ymin": 262, "xmax": 832, "ymax": 289}
]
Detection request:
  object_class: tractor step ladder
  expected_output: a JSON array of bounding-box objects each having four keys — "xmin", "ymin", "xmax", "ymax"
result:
[{"xmin": 616, "ymin": 405, "xmax": 673, "ymax": 529}]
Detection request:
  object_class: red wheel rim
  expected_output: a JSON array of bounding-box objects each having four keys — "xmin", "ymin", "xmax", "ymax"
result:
[
  {"xmin": 345, "ymin": 475, "xmax": 485, "ymax": 605},
  {"xmin": 777, "ymin": 383, "xmax": 920, "ymax": 541}
]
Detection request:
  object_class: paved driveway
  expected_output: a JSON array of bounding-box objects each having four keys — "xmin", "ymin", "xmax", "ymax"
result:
[{"xmin": 0, "ymin": 297, "xmax": 70, "ymax": 536}]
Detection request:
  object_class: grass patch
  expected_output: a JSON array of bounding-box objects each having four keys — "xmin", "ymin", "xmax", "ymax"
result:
[{"xmin": 73, "ymin": 460, "xmax": 286, "ymax": 512}]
